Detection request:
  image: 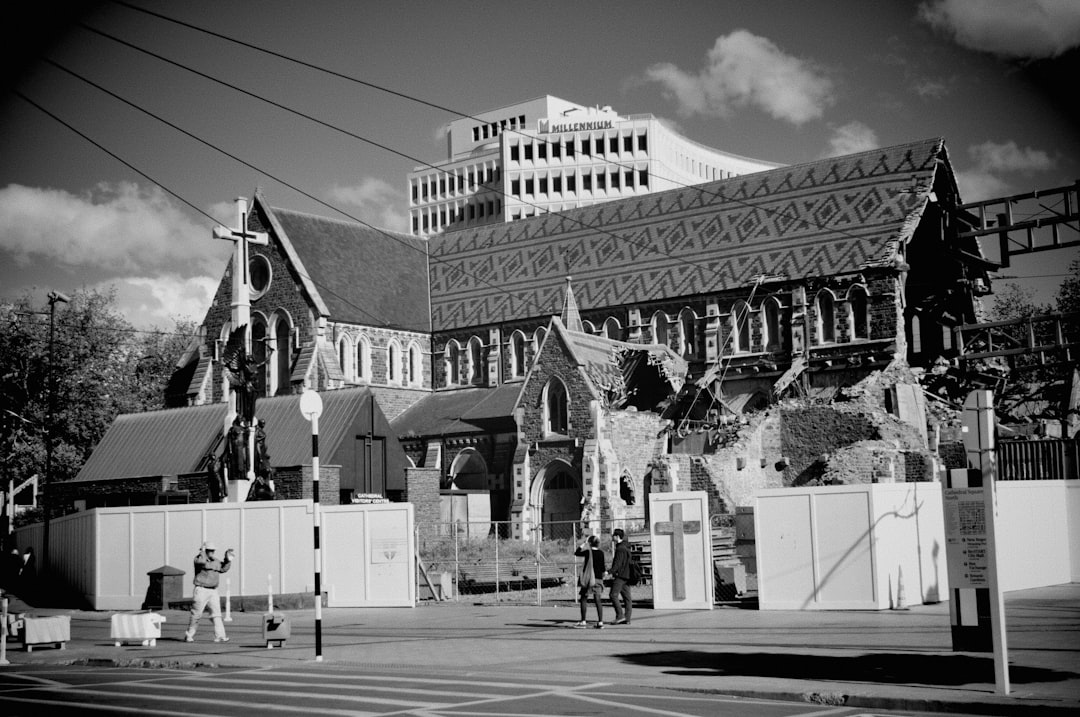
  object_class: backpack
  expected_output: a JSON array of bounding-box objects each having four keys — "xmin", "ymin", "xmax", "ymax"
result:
[{"xmin": 628, "ymin": 558, "xmax": 642, "ymax": 586}]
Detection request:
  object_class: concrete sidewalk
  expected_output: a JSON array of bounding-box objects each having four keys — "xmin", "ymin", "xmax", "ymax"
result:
[{"xmin": 2, "ymin": 583, "xmax": 1078, "ymax": 716}]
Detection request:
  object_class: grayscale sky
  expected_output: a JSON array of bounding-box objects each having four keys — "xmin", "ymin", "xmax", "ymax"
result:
[{"xmin": 1, "ymin": 0, "xmax": 1078, "ymax": 329}]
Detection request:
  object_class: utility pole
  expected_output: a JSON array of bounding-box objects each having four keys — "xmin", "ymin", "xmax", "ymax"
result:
[{"xmin": 42, "ymin": 290, "xmax": 69, "ymax": 578}]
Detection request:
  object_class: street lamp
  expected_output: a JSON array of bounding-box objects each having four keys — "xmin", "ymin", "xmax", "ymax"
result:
[
  {"xmin": 298, "ymin": 387, "xmax": 324, "ymax": 662},
  {"xmin": 42, "ymin": 291, "xmax": 69, "ymax": 578}
]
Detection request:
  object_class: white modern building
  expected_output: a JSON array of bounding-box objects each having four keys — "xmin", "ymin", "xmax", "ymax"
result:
[{"xmin": 407, "ymin": 95, "xmax": 784, "ymax": 237}]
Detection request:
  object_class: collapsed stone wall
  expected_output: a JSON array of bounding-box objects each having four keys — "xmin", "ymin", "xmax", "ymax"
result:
[{"xmin": 649, "ymin": 364, "xmax": 936, "ymax": 511}]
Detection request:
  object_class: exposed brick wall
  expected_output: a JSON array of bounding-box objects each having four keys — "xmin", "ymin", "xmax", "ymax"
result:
[
  {"xmin": 275, "ymin": 464, "xmax": 340, "ymax": 502},
  {"xmin": 604, "ymin": 410, "xmax": 665, "ymax": 490},
  {"xmin": 368, "ymin": 386, "xmax": 428, "ymax": 422},
  {"xmin": 699, "ymin": 412, "xmax": 785, "ymax": 508},
  {"xmin": 405, "ymin": 467, "xmax": 441, "ymax": 539}
]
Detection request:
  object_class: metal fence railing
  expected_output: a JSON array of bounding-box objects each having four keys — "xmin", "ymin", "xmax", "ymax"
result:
[
  {"xmin": 414, "ymin": 518, "xmax": 649, "ymax": 605},
  {"xmin": 996, "ymin": 438, "xmax": 1078, "ymax": 480}
]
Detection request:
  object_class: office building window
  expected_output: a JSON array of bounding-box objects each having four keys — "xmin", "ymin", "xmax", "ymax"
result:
[
  {"xmin": 553, "ymin": 175, "xmax": 562, "ymax": 193},
  {"xmin": 639, "ymin": 167, "xmax": 649, "ymax": 187},
  {"xmin": 583, "ymin": 173, "xmax": 592, "ymax": 191},
  {"xmin": 538, "ymin": 142, "xmax": 546, "ymax": 160},
  {"xmin": 525, "ymin": 178, "xmax": 534, "ymax": 194},
  {"xmin": 595, "ymin": 137, "xmax": 604, "ymax": 155},
  {"xmin": 510, "ymin": 144, "xmax": 519, "ymax": 162},
  {"xmin": 411, "ymin": 184, "xmax": 417, "ymax": 201},
  {"xmin": 624, "ymin": 134, "xmax": 633, "ymax": 152},
  {"xmin": 439, "ymin": 178, "xmax": 446, "ymax": 194},
  {"xmin": 524, "ymin": 143, "xmax": 533, "ymax": 161},
  {"xmin": 596, "ymin": 172, "xmax": 606, "ymax": 190},
  {"xmin": 638, "ymin": 133, "xmax": 648, "ymax": 151},
  {"xmin": 567, "ymin": 174, "xmax": 577, "ymax": 191},
  {"xmin": 609, "ymin": 136, "xmax": 618, "ymax": 154},
  {"xmin": 539, "ymin": 176, "xmax": 548, "ymax": 194},
  {"xmin": 472, "ymin": 127, "xmax": 479, "ymax": 142},
  {"xmin": 611, "ymin": 172, "xmax": 620, "ymax": 189},
  {"xmin": 625, "ymin": 170, "xmax": 634, "ymax": 187},
  {"xmin": 552, "ymin": 141, "xmax": 561, "ymax": 158},
  {"xmin": 511, "ymin": 179, "xmax": 521, "ymax": 195},
  {"xmin": 412, "ymin": 216, "xmax": 418, "ymax": 232},
  {"xmin": 566, "ymin": 140, "xmax": 575, "ymax": 157}
]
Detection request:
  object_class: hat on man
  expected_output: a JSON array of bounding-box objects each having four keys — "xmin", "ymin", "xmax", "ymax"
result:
[{"xmin": 202, "ymin": 541, "xmax": 217, "ymax": 552}]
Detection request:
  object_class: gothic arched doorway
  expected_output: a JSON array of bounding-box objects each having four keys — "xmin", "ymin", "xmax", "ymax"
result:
[
  {"xmin": 448, "ymin": 448, "xmax": 488, "ymax": 490},
  {"xmin": 532, "ymin": 461, "xmax": 582, "ymax": 540}
]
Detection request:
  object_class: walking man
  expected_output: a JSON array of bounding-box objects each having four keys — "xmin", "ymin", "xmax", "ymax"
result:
[
  {"xmin": 184, "ymin": 541, "xmax": 233, "ymax": 643},
  {"xmin": 607, "ymin": 528, "xmax": 633, "ymax": 625}
]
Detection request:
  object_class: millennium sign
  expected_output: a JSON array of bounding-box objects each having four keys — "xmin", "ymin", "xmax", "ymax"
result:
[{"xmin": 538, "ymin": 119, "xmax": 615, "ymax": 134}]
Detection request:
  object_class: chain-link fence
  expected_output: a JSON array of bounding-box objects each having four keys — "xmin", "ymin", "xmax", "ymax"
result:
[{"xmin": 415, "ymin": 518, "xmax": 651, "ymax": 605}]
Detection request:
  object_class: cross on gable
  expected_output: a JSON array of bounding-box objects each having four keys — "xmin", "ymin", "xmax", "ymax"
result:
[{"xmin": 654, "ymin": 502, "xmax": 702, "ymax": 601}]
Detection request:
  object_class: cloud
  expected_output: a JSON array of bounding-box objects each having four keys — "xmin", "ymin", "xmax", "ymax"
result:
[
  {"xmin": 88, "ymin": 273, "xmax": 221, "ymax": 331},
  {"xmin": 643, "ymin": 30, "xmax": 834, "ymax": 125},
  {"xmin": 956, "ymin": 140, "xmax": 1056, "ymax": 200},
  {"xmin": 918, "ymin": 0, "xmax": 1080, "ymax": 59},
  {"xmin": 0, "ymin": 182, "xmax": 227, "ymax": 276},
  {"xmin": 820, "ymin": 122, "xmax": 880, "ymax": 158},
  {"xmin": 327, "ymin": 177, "xmax": 409, "ymax": 232},
  {"xmin": 912, "ymin": 78, "xmax": 949, "ymax": 99}
]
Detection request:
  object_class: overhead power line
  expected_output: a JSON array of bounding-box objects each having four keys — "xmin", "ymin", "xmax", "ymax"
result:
[{"xmin": 103, "ymin": 2, "xmax": 914, "ymax": 273}]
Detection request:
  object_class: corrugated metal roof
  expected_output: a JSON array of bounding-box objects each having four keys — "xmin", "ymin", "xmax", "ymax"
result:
[
  {"xmin": 391, "ymin": 384, "xmax": 521, "ymax": 438},
  {"xmin": 74, "ymin": 403, "xmax": 228, "ymax": 482},
  {"xmin": 74, "ymin": 388, "xmax": 382, "ymax": 483}
]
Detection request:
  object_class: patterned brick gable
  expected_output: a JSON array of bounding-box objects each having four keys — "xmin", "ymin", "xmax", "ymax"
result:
[{"xmin": 428, "ymin": 138, "xmax": 946, "ymax": 330}]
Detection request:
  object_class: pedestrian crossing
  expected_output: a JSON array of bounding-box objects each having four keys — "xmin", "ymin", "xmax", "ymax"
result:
[{"xmin": 0, "ymin": 665, "xmax": 960, "ymax": 717}]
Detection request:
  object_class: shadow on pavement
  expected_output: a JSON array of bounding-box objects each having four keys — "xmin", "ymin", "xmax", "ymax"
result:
[{"xmin": 619, "ymin": 650, "xmax": 1078, "ymax": 686}]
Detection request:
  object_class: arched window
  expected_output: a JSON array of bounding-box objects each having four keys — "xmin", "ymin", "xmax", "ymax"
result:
[
  {"xmin": 677, "ymin": 308, "xmax": 696, "ymax": 357},
  {"xmin": 763, "ymin": 297, "xmax": 784, "ymax": 352},
  {"xmin": 444, "ymin": 340, "xmax": 461, "ymax": 386},
  {"xmin": 533, "ymin": 327, "xmax": 547, "ymax": 358},
  {"xmin": 467, "ymin": 336, "xmax": 484, "ymax": 384},
  {"xmin": 338, "ymin": 334, "xmax": 353, "ymax": 380},
  {"xmin": 847, "ymin": 286, "xmax": 869, "ymax": 340},
  {"xmin": 544, "ymin": 377, "xmax": 569, "ymax": 436},
  {"xmin": 270, "ymin": 310, "xmax": 293, "ymax": 395},
  {"xmin": 651, "ymin": 310, "xmax": 669, "ymax": 346},
  {"xmin": 731, "ymin": 301, "xmax": 751, "ymax": 353},
  {"xmin": 408, "ymin": 341, "xmax": 422, "ymax": 386},
  {"xmin": 581, "ymin": 320, "xmax": 596, "ymax": 335},
  {"xmin": 510, "ymin": 330, "xmax": 527, "ymax": 378},
  {"xmin": 602, "ymin": 317, "xmax": 622, "ymax": 340},
  {"xmin": 387, "ymin": 340, "xmax": 402, "ymax": 384},
  {"xmin": 816, "ymin": 290, "xmax": 836, "ymax": 344},
  {"xmin": 356, "ymin": 334, "xmax": 371, "ymax": 382}
]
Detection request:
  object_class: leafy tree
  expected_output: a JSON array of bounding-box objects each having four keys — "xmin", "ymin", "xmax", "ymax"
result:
[{"xmin": 0, "ymin": 288, "xmax": 197, "ymax": 507}]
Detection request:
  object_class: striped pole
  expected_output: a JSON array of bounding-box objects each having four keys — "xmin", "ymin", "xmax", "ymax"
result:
[
  {"xmin": 299, "ymin": 388, "xmax": 324, "ymax": 663},
  {"xmin": 311, "ymin": 409, "xmax": 322, "ymax": 661}
]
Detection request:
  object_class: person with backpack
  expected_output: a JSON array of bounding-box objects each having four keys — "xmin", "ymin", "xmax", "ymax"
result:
[
  {"xmin": 607, "ymin": 528, "xmax": 633, "ymax": 625},
  {"xmin": 573, "ymin": 535, "xmax": 605, "ymax": 629}
]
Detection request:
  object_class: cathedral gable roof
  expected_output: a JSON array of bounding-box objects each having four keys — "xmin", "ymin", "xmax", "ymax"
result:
[
  {"xmin": 428, "ymin": 138, "xmax": 948, "ymax": 330},
  {"xmin": 259, "ymin": 194, "xmax": 431, "ymax": 332}
]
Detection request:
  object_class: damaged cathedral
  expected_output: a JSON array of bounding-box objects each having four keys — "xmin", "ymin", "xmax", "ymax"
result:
[{"xmin": 70, "ymin": 98, "xmax": 992, "ymax": 540}]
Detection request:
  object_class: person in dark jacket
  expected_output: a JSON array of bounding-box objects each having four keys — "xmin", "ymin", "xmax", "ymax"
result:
[
  {"xmin": 607, "ymin": 528, "xmax": 633, "ymax": 625},
  {"xmin": 573, "ymin": 535, "xmax": 606, "ymax": 629},
  {"xmin": 183, "ymin": 541, "xmax": 233, "ymax": 643}
]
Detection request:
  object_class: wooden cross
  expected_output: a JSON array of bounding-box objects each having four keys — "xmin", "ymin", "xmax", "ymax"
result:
[{"xmin": 654, "ymin": 502, "xmax": 702, "ymax": 601}]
